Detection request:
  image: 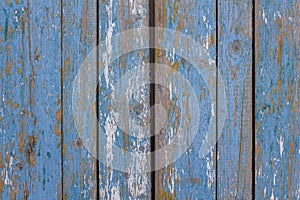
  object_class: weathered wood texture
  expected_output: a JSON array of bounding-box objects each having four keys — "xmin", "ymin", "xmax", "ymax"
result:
[
  {"xmin": 255, "ymin": 0, "xmax": 300, "ymax": 199},
  {"xmin": 155, "ymin": 0, "xmax": 217, "ymax": 199},
  {"xmin": 62, "ymin": 0, "xmax": 98, "ymax": 199},
  {"xmin": 98, "ymin": 0, "xmax": 151, "ymax": 198},
  {"xmin": 0, "ymin": 0, "xmax": 62, "ymax": 199},
  {"xmin": 217, "ymin": 0, "xmax": 253, "ymax": 199},
  {"xmin": 1, "ymin": 0, "xmax": 299, "ymax": 199}
]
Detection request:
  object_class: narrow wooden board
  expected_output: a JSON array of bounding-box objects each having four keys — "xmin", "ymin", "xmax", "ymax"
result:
[
  {"xmin": 98, "ymin": 0, "xmax": 151, "ymax": 198},
  {"xmin": 0, "ymin": 0, "xmax": 62, "ymax": 199},
  {"xmin": 255, "ymin": 0, "xmax": 300, "ymax": 199},
  {"xmin": 217, "ymin": 0, "xmax": 253, "ymax": 199},
  {"xmin": 62, "ymin": 0, "xmax": 98, "ymax": 198},
  {"xmin": 155, "ymin": 0, "xmax": 217, "ymax": 199}
]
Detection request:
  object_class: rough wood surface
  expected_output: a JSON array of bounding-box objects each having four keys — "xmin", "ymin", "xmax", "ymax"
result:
[
  {"xmin": 0, "ymin": 0, "xmax": 62, "ymax": 199},
  {"xmin": 155, "ymin": 0, "xmax": 217, "ymax": 199},
  {"xmin": 255, "ymin": 0, "xmax": 300, "ymax": 199},
  {"xmin": 0, "ymin": 0, "xmax": 299, "ymax": 199},
  {"xmin": 98, "ymin": 0, "xmax": 151, "ymax": 198},
  {"xmin": 62, "ymin": 0, "xmax": 98, "ymax": 199},
  {"xmin": 217, "ymin": 0, "xmax": 253, "ymax": 199}
]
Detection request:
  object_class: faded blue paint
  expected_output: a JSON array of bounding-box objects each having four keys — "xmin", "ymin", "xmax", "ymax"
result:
[
  {"xmin": 155, "ymin": 0, "xmax": 217, "ymax": 199},
  {"xmin": 0, "ymin": 0, "xmax": 299, "ymax": 199},
  {"xmin": 98, "ymin": 0, "xmax": 151, "ymax": 198},
  {"xmin": 217, "ymin": 0, "xmax": 253, "ymax": 199},
  {"xmin": 0, "ymin": 0, "xmax": 62, "ymax": 199},
  {"xmin": 62, "ymin": 0, "xmax": 98, "ymax": 199},
  {"xmin": 255, "ymin": 0, "xmax": 300, "ymax": 199}
]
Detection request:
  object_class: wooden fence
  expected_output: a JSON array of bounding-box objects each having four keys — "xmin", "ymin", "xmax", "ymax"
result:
[{"xmin": 0, "ymin": 0, "xmax": 299, "ymax": 199}]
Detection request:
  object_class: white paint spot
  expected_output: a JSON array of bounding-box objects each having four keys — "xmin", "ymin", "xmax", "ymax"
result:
[
  {"xmin": 277, "ymin": 136, "xmax": 284, "ymax": 157},
  {"xmin": 3, "ymin": 156, "xmax": 14, "ymax": 186},
  {"xmin": 127, "ymin": 174, "xmax": 149, "ymax": 197},
  {"xmin": 276, "ymin": 11, "xmax": 282, "ymax": 19},
  {"xmin": 274, "ymin": 11, "xmax": 282, "ymax": 20},
  {"xmin": 167, "ymin": 167, "xmax": 176, "ymax": 194},
  {"xmin": 211, "ymin": 103, "xmax": 215, "ymax": 116},
  {"xmin": 205, "ymin": 155, "xmax": 214, "ymax": 189},
  {"xmin": 205, "ymin": 33, "xmax": 210, "ymax": 50},
  {"xmin": 111, "ymin": 186, "xmax": 121, "ymax": 200},
  {"xmin": 270, "ymin": 189, "xmax": 275, "ymax": 200},
  {"xmin": 169, "ymin": 82, "xmax": 172, "ymax": 100},
  {"xmin": 262, "ymin": 9, "xmax": 268, "ymax": 24},
  {"xmin": 9, "ymin": 156, "xmax": 13, "ymax": 171},
  {"xmin": 258, "ymin": 166, "xmax": 262, "ymax": 177},
  {"xmin": 4, "ymin": 171, "xmax": 12, "ymax": 186},
  {"xmin": 104, "ymin": 0, "xmax": 115, "ymax": 87},
  {"xmin": 105, "ymin": 113, "xmax": 117, "ymax": 166},
  {"xmin": 273, "ymin": 171, "xmax": 277, "ymax": 186}
]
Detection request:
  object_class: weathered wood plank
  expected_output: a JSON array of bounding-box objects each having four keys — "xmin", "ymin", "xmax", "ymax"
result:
[
  {"xmin": 217, "ymin": 0, "xmax": 253, "ymax": 199},
  {"xmin": 0, "ymin": 0, "xmax": 62, "ymax": 199},
  {"xmin": 62, "ymin": 0, "xmax": 98, "ymax": 198},
  {"xmin": 98, "ymin": 0, "xmax": 151, "ymax": 198},
  {"xmin": 255, "ymin": 0, "xmax": 300, "ymax": 199},
  {"xmin": 155, "ymin": 0, "xmax": 217, "ymax": 199}
]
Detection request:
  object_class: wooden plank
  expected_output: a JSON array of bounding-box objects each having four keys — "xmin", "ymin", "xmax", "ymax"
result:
[
  {"xmin": 0, "ymin": 0, "xmax": 62, "ymax": 199},
  {"xmin": 217, "ymin": 0, "xmax": 253, "ymax": 199},
  {"xmin": 98, "ymin": 0, "xmax": 151, "ymax": 198},
  {"xmin": 155, "ymin": 0, "xmax": 217, "ymax": 199},
  {"xmin": 62, "ymin": 0, "xmax": 98, "ymax": 199},
  {"xmin": 255, "ymin": 0, "xmax": 300, "ymax": 199}
]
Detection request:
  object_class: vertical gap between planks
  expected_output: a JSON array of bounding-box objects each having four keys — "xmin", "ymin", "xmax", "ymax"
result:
[
  {"xmin": 60, "ymin": 0, "xmax": 64, "ymax": 198},
  {"xmin": 149, "ymin": 0, "xmax": 155, "ymax": 199},
  {"xmin": 215, "ymin": 0, "xmax": 219, "ymax": 199},
  {"xmin": 252, "ymin": 0, "xmax": 255, "ymax": 199},
  {"xmin": 96, "ymin": 0, "xmax": 100, "ymax": 199}
]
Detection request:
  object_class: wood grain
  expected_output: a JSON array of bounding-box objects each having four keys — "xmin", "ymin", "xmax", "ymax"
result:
[
  {"xmin": 0, "ymin": 0, "xmax": 62, "ymax": 199},
  {"xmin": 62, "ymin": 0, "xmax": 98, "ymax": 198},
  {"xmin": 0, "ymin": 0, "xmax": 299, "ymax": 199},
  {"xmin": 155, "ymin": 0, "xmax": 217, "ymax": 199},
  {"xmin": 217, "ymin": 0, "xmax": 253, "ymax": 199},
  {"xmin": 255, "ymin": 0, "xmax": 300, "ymax": 199},
  {"xmin": 98, "ymin": 0, "xmax": 151, "ymax": 198}
]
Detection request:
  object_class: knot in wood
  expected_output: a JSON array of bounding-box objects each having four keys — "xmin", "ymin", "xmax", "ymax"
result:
[{"xmin": 231, "ymin": 40, "xmax": 241, "ymax": 53}]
